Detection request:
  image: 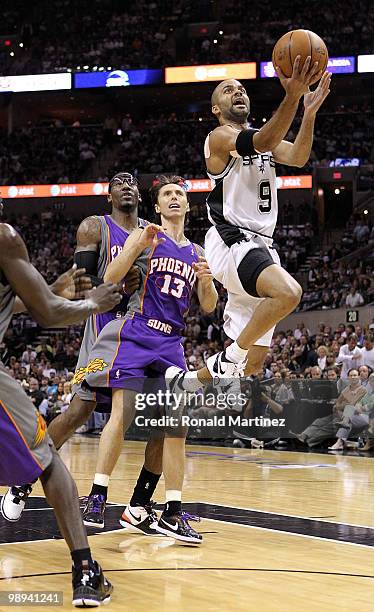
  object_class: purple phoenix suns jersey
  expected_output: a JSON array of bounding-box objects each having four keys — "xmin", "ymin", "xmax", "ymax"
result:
[
  {"xmin": 93, "ymin": 214, "xmax": 147, "ymax": 334},
  {"xmin": 127, "ymin": 234, "xmax": 201, "ymax": 331}
]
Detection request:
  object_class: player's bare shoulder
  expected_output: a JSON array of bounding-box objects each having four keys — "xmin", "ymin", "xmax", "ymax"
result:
[
  {"xmin": 208, "ymin": 125, "xmax": 239, "ymax": 154},
  {"xmin": 76, "ymin": 215, "xmax": 101, "ymax": 249},
  {"xmin": 0, "ymin": 224, "xmax": 27, "ymax": 263},
  {"xmin": 205, "ymin": 125, "xmax": 239, "ymax": 175}
]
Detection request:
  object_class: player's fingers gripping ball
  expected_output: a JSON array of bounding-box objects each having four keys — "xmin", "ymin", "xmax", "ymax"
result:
[{"xmin": 272, "ymin": 29, "xmax": 328, "ymax": 85}]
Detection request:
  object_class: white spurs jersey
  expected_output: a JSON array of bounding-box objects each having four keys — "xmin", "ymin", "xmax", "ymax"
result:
[{"xmin": 204, "ymin": 127, "xmax": 278, "ymax": 238}]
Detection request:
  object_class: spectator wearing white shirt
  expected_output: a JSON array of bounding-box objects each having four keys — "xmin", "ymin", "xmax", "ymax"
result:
[
  {"xmin": 362, "ymin": 334, "xmax": 374, "ymax": 370},
  {"xmin": 346, "ymin": 287, "xmax": 364, "ymax": 308},
  {"xmin": 336, "ymin": 335, "xmax": 364, "ymax": 379},
  {"xmin": 294, "ymin": 322, "xmax": 310, "ymax": 341},
  {"xmin": 21, "ymin": 345, "xmax": 37, "ymax": 365},
  {"xmin": 317, "ymin": 345, "xmax": 329, "ymax": 372}
]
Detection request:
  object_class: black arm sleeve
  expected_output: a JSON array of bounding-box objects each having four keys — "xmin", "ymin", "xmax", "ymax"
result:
[
  {"xmin": 235, "ymin": 128, "xmax": 258, "ymax": 157},
  {"xmin": 74, "ymin": 250, "xmax": 103, "ymax": 286}
]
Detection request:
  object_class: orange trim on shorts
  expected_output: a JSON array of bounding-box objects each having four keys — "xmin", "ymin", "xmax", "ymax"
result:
[
  {"xmin": 0, "ymin": 399, "xmax": 45, "ymax": 471},
  {"xmin": 139, "ymin": 244, "xmax": 157, "ymax": 314},
  {"xmin": 106, "ymin": 319, "xmax": 126, "ymax": 386}
]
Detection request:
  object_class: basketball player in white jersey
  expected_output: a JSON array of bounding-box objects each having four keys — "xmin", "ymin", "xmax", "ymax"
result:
[{"xmin": 168, "ymin": 57, "xmax": 331, "ymax": 389}]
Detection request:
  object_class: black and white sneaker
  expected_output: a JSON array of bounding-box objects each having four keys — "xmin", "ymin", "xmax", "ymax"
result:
[
  {"xmin": 155, "ymin": 511, "xmax": 203, "ymax": 544},
  {"xmin": 1, "ymin": 484, "xmax": 33, "ymax": 522},
  {"xmin": 119, "ymin": 502, "xmax": 161, "ymax": 536},
  {"xmin": 206, "ymin": 351, "xmax": 245, "ymax": 387},
  {"xmin": 82, "ymin": 494, "xmax": 106, "ymax": 529},
  {"xmin": 72, "ymin": 560, "xmax": 112, "ymax": 607},
  {"xmin": 165, "ymin": 366, "xmax": 187, "ymax": 392}
]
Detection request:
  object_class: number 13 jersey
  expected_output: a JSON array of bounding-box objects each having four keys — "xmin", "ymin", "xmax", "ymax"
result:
[
  {"xmin": 127, "ymin": 234, "xmax": 201, "ymax": 331},
  {"xmin": 204, "ymin": 127, "xmax": 278, "ymax": 239}
]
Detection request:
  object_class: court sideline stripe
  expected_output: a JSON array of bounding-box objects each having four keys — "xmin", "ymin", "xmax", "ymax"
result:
[{"xmin": 2, "ymin": 568, "xmax": 374, "ymax": 581}]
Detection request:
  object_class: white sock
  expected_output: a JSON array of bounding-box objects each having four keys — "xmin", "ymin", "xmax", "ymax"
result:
[
  {"xmin": 181, "ymin": 371, "xmax": 202, "ymax": 392},
  {"xmin": 225, "ymin": 342, "xmax": 248, "ymax": 363},
  {"xmin": 94, "ymin": 473, "xmax": 110, "ymax": 487},
  {"xmin": 166, "ymin": 490, "xmax": 182, "ymax": 502}
]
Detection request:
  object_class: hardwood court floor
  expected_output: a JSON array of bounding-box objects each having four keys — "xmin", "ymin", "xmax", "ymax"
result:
[{"xmin": 2, "ymin": 439, "xmax": 374, "ymax": 611}]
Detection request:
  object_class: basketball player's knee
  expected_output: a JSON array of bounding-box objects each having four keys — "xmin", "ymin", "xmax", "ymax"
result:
[
  {"xmin": 70, "ymin": 399, "xmax": 95, "ymax": 426},
  {"xmin": 277, "ymin": 280, "xmax": 302, "ymax": 310}
]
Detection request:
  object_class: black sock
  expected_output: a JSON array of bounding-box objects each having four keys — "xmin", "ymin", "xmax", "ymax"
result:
[
  {"xmin": 71, "ymin": 548, "xmax": 93, "ymax": 567},
  {"xmin": 90, "ymin": 483, "xmax": 108, "ymax": 500},
  {"xmin": 130, "ymin": 466, "xmax": 161, "ymax": 507},
  {"xmin": 163, "ymin": 500, "xmax": 182, "ymax": 516}
]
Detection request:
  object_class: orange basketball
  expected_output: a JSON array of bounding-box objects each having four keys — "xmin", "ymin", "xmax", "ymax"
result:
[{"xmin": 272, "ymin": 30, "xmax": 328, "ymax": 85}]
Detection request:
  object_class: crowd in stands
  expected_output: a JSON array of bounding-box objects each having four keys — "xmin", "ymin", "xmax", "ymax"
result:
[
  {"xmin": 300, "ymin": 213, "xmax": 374, "ymax": 311},
  {"xmin": 1, "ymin": 106, "xmax": 373, "ymax": 185},
  {"xmin": 1, "ymin": 0, "xmax": 373, "ymax": 74},
  {"xmin": 0, "ymin": 124, "xmax": 105, "ymax": 186},
  {"xmin": 191, "ymin": 1, "xmax": 374, "ymax": 65}
]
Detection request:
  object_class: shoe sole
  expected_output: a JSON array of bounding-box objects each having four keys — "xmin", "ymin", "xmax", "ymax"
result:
[
  {"xmin": 0, "ymin": 495, "xmax": 22, "ymax": 522},
  {"xmin": 155, "ymin": 525, "xmax": 202, "ymax": 544},
  {"xmin": 119, "ymin": 518, "xmax": 162, "ymax": 536},
  {"xmin": 72, "ymin": 595, "xmax": 111, "ymax": 607},
  {"xmin": 83, "ymin": 519, "xmax": 105, "ymax": 529}
]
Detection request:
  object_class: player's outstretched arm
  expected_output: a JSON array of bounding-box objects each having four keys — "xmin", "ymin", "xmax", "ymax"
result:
[
  {"xmin": 104, "ymin": 224, "xmax": 164, "ymax": 283},
  {"xmin": 0, "ymin": 224, "xmax": 121, "ymax": 327},
  {"xmin": 12, "ymin": 264, "xmax": 92, "ymax": 314},
  {"xmin": 253, "ymin": 55, "xmax": 321, "ymax": 153},
  {"xmin": 272, "ymin": 72, "xmax": 331, "ymax": 167}
]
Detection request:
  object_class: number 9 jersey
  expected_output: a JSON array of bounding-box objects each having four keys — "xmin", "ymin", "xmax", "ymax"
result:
[
  {"xmin": 203, "ymin": 126, "xmax": 281, "ymax": 347},
  {"xmin": 204, "ymin": 127, "xmax": 278, "ymax": 239}
]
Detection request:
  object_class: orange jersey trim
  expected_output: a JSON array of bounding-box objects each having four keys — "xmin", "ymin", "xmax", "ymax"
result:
[
  {"xmin": 107, "ymin": 319, "xmax": 126, "ymax": 386},
  {"xmin": 139, "ymin": 244, "xmax": 157, "ymax": 314}
]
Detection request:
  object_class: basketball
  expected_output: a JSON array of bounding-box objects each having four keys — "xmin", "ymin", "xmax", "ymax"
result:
[{"xmin": 272, "ymin": 30, "xmax": 328, "ymax": 84}]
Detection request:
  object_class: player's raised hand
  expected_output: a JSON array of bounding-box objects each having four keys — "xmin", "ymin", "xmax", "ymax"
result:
[
  {"xmin": 275, "ymin": 55, "xmax": 322, "ymax": 100},
  {"xmin": 303, "ymin": 71, "xmax": 331, "ymax": 115},
  {"xmin": 193, "ymin": 256, "xmax": 214, "ymax": 287},
  {"xmin": 138, "ymin": 224, "xmax": 165, "ymax": 249},
  {"xmin": 50, "ymin": 263, "xmax": 93, "ymax": 300}
]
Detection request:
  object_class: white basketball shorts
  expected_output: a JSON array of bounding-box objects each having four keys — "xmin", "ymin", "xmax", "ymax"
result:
[{"xmin": 205, "ymin": 226, "xmax": 281, "ymax": 347}]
